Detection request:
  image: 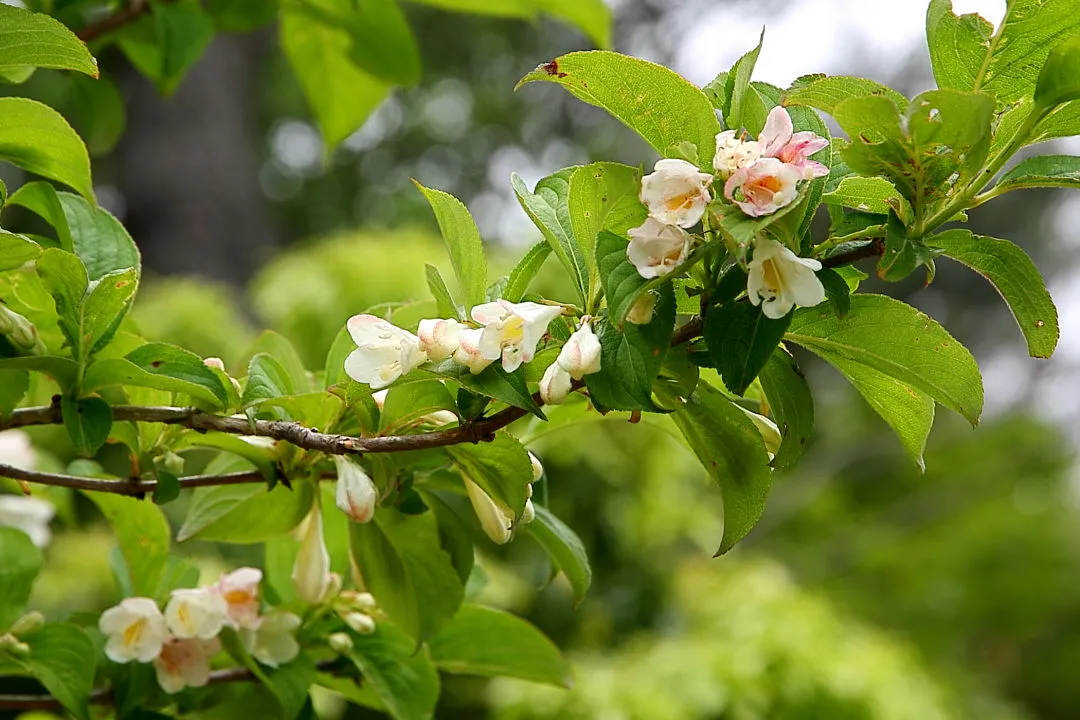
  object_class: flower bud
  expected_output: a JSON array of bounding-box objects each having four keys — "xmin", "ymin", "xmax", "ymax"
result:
[
  {"xmin": 202, "ymin": 357, "xmax": 226, "ymax": 372},
  {"xmin": 0, "ymin": 634, "xmax": 30, "ymax": 656},
  {"xmin": 8, "ymin": 611, "xmax": 44, "ymax": 636},
  {"xmin": 340, "ymin": 590, "xmax": 378, "ymax": 614},
  {"xmin": 292, "ymin": 508, "xmax": 336, "ymax": 604},
  {"xmin": 453, "ymin": 327, "xmax": 494, "ymax": 374},
  {"xmin": 737, "ymin": 406, "xmax": 782, "ymax": 459},
  {"xmin": 328, "ymin": 632, "xmax": 354, "ymax": 654},
  {"xmin": 539, "ymin": 361, "xmax": 572, "ymax": 405},
  {"xmin": 333, "ymin": 457, "xmax": 377, "ymax": 523},
  {"xmin": 417, "ymin": 318, "xmax": 463, "ymax": 362},
  {"xmin": 343, "ymin": 612, "xmax": 376, "ymax": 635},
  {"xmin": 528, "ymin": 452, "xmax": 544, "ymax": 484},
  {"xmin": 556, "ymin": 318, "xmax": 601, "ymax": 379},
  {"xmin": 521, "ymin": 499, "xmax": 536, "ymax": 524},
  {"xmin": 626, "ymin": 293, "xmax": 656, "ymax": 325},
  {"xmin": 464, "ymin": 478, "xmax": 513, "ymax": 545},
  {"xmin": 0, "ymin": 305, "xmax": 43, "ymax": 355}
]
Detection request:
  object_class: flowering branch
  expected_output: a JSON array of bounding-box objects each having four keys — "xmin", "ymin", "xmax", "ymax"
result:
[{"xmin": 0, "ymin": 659, "xmax": 342, "ymax": 711}]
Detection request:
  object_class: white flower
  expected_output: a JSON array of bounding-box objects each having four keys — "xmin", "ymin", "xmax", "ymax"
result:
[
  {"xmin": 164, "ymin": 587, "xmax": 229, "ymax": 640},
  {"xmin": 417, "ymin": 318, "xmax": 463, "ymax": 362},
  {"xmin": 217, "ymin": 567, "xmax": 262, "ymax": 630},
  {"xmin": 746, "ymin": 238, "xmax": 826, "ymax": 319},
  {"xmin": 99, "ymin": 597, "xmax": 169, "ymax": 664},
  {"xmin": 539, "ymin": 362, "xmax": 573, "ymax": 405},
  {"xmin": 154, "ymin": 637, "xmax": 220, "ymax": 694},
  {"xmin": 343, "ymin": 314, "xmax": 427, "ymax": 390},
  {"xmin": 452, "ymin": 327, "xmax": 494, "ymax": 374},
  {"xmin": 626, "ymin": 293, "xmax": 656, "ymax": 325},
  {"xmin": 557, "ymin": 318, "xmax": 601, "ymax": 379},
  {"xmin": 334, "ymin": 456, "xmax": 377, "ymax": 524},
  {"xmin": 472, "ymin": 300, "xmax": 564, "ymax": 373},
  {"xmin": 724, "ymin": 157, "xmax": 803, "ymax": 217},
  {"xmin": 0, "ymin": 495, "xmax": 54, "ymax": 549},
  {"xmin": 202, "ymin": 357, "xmax": 226, "ymax": 372},
  {"xmin": 464, "ymin": 478, "xmax": 513, "ymax": 545},
  {"xmin": 528, "ymin": 452, "xmax": 544, "ymax": 484},
  {"xmin": 0, "ymin": 430, "xmax": 35, "ymax": 469},
  {"xmin": 240, "ymin": 611, "xmax": 301, "ymax": 668},
  {"xmin": 639, "ymin": 158, "xmax": 714, "ymax": 228},
  {"xmin": 737, "ymin": 406, "xmax": 782, "ymax": 459},
  {"xmin": 712, "ymin": 129, "xmax": 762, "ymax": 180},
  {"xmin": 328, "ymin": 632, "xmax": 354, "ymax": 654},
  {"xmin": 292, "ymin": 507, "xmax": 337, "ymax": 604},
  {"xmin": 627, "ymin": 218, "xmax": 692, "ymax": 279},
  {"xmin": 521, "ymin": 499, "xmax": 536, "ymax": 524}
]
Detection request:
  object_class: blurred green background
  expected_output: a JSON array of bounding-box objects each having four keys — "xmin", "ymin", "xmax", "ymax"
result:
[{"xmin": 3, "ymin": 1, "xmax": 1080, "ymax": 718}]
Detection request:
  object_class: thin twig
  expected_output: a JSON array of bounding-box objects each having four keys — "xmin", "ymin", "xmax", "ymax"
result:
[
  {"xmin": 0, "ymin": 464, "xmax": 266, "ymax": 495},
  {"xmin": 0, "ymin": 659, "xmax": 342, "ymax": 710},
  {"xmin": 76, "ymin": 0, "xmax": 153, "ymax": 42}
]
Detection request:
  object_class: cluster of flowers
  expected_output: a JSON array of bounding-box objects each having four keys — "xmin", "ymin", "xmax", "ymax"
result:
[
  {"xmin": 627, "ymin": 106, "xmax": 829, "ymax": 319},
  {"xmin": 97, "ymin": 568, "xmax": 300, "ymax": 693}
]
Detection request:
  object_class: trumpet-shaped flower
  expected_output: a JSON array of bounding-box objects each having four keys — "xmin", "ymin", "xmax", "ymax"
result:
[
  {"xmin": 241, "ymin": 611, "xmax": 301, "ymax": 668},
  {"xmin": 344, "ymin": 315, "xmax": 427, "ymax": 390},
  {"xmin": 417, "ymin": 318, "xmax": 462, "ymax": 362},
  {"xmin": 292, "ymin": 508, "xmax": 337, "ymax": 604},
  {"xmin": 334, "ymin": 456, "xmax": 377, "ymax": 523},
  {"xmin": 453, "ymin": 327, "xmax": 494, "ymax": 374},
  {"xmin": 757, "ymin": 106, "xmax": 829, "ymax": 179},
  {"xmin": 746, "ymin": 238, "xmax": 826, "ymax": 319},
  {"xmin": 164, "ymin": 587, "xmax": 229, "ymax": 640},
  {"xmin": 99, "ymin": 597, "xmax": 169, "ymax": 663},
  {"xmin": 712, "ymin": 130, "xmax": 762, "ymax": 179},
  {"xmin": 639, "ymin": 158, "xmax": 714, "ymax": 228},
  {"xmin": 0, "ymin": 495, "xmax": 54, "ymax": 549},
  {"xmin": 627, "ymin": 218, "xmax": 692, "ymax": 279},
  {"xmin": 154, "ymin": 637, "xmax": 220, "ymax": 694},
  {"xmin": 472, "ymin": 300, "xmax": 564, "ymax": 373},
  {"xmin": 724, "ymin": 158, "xmax": 803, "ymax": 217},
  {"xmin": 217, "ymin": 567, "xmax": 262, "ymax": 630},
  {"xmin": 464, "ymin": 478, "xmax": 514, "ymax": 545}
]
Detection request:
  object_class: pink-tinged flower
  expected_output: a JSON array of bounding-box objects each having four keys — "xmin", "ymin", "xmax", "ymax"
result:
[
  {"xmin": 334, "ymin": 456, "xmax": 377, "ymax": 523},
  {"xmin": 627, "ymin": 218, "xmax": 692, "ymax": 279},
  {"xmin": 453, "ymin": 327, "xmax": 493, "ymax": 374},
  {"xmin": 343, "ymin": 315, "xmax": 427, "ymax": 390},
  {"xmin": 154, "ymin": 637, "xmax": 220, "ymax": 694},
  {"xmin": 746, "ymin": 238, "xmax": 826, "ymax": 319},
  {"xmin": 712, "ymin": 130, "xmax": 762, "ymax": 179},
  {"xmin": 758, "ymin": 106, "xmax": 829, "ymax": 179},
  {"xmin": 99, "ymin": 597, "xmax": 169, "ymax": 663},
  {"xmin": 639, "ymin": 159, "xmax": 715, "ymax": 228},
  {"xmin": 217, "ymin": 567, "xmax": 262, "ymax": 630},
  {"xmin": 417, "ymin": 318, "xmax": 462, "ymax": 362},
  {"xmin": 724, "ymin": 158, "xmax": 803, "ymax": 218},
  {"xmin": 472, "ymin": 300, "xmax": 564, "ymax": 373},
  {"xmin": 539, "ymin": 361, "xmax": 572, "ymax": 405},
  {"xmin": 556, "ymin": 318, "xmax": 602, "ymax": 379}
]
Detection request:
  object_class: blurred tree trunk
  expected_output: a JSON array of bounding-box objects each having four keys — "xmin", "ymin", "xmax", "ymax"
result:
[{"xmin": 117, "ymin": 32, "xmax": 273, "ymax": 284}]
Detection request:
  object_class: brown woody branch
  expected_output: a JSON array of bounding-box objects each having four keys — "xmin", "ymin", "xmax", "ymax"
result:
[
  {"xmin": 0, "ymin": 464, "xmax": 266, "ymax": 495},
  {"xmin": 0, "ymin": 659, "xmax": 342, "ymax": 710},
  {"xmin": 76, "ymin": 0, "xmax": 151, "ymax": 42}
]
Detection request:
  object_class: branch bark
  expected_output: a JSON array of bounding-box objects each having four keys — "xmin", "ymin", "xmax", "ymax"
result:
[
  {"xmin": 0, "ymin": 464, "xmax": 267, "ymax": 495},
  {"xmin": 76, "ymin": 0, "xmax": 154, "ymax": 42}
]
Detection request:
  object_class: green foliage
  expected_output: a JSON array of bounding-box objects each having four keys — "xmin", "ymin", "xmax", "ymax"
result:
[
  {"xmin": 0, "ymin": 98, "xmax": 93, "ymax": 200},
  {"xmin": 14, "ymin": 624, "xmax": 96, "ymax": 720},
  {"xmin": 344, "ymin": 622, "xmax": 440, "ymax": 720},
  {"xmin": 522, "ymin": 504, "xmax": 592, "ymax": 604},
  {"xmin": 0, "ymin": 4, "xmax": 97, "ymax": 78},
  {"xmin": 88, "ymin": 493, "xmax": 170, "ymax": 598},
  {"xmin": 415, "ymin": 182, "xmax": 490, "ymax": 312},
  {"xmin": 0, "ymin": 527, "xmax": 42, "ymax": 630}
]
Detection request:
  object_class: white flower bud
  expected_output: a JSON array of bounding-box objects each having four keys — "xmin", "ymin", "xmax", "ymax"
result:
[
  {"xmin": 556, "ymin": 318, "xmax": 602, "ymax": 379},
  {"xmin": 333, "ymin": 456, "xmax": 378, "ymax": 523},
  {"xmin": 539, "ymin": 361, "xmax": 572, "ymax": 405},
  {"xmin": 292, "ymin": 508, "xmax": 335, "ymax": 604},
  {"xmin": 343, "ymin": 611, "xmax": 377, "ymax": 635},
  {"xmin": 8, "ymin": 611, "xmax": 44, "ymax": 636},
  {"xmin": 417, "ymin": 318, "xmax": 463, "ymax": 362},
  {"xmin": 528, "ymin": 452, "xmax": 544, "ymax": 484},
  {"xmin": 328, "ymin": 632, "xmax": 354, "ymax": 654},
  {"xmin": 521, "ymin": 499, "xmax": 536, "ymax": 525},
  {"xmin": 626, "ymin": 293, "xmax": 656, "ymax": 325},
  {"xmin": 464, "ymin": 478, "xmax": 513, "ymax": 545}
]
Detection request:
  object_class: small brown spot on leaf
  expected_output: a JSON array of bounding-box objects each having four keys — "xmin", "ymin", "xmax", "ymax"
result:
[
  {"xmin": 115, "ymin": 279, "xmax": 131, "ymax": 289},
  {"xmin": 541, "ymin": 60, "xmax": 567, "ymax": 79},
  {"xmin": 151, "ymin": 360, "xmax": 163, "ymax": 368}
]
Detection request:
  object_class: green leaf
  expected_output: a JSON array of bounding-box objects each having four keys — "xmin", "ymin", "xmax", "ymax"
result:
[
  {"xmin": 378, "ymin": 379, "xmax": 456, "ymax": 434},
  {"xmin": 280, "ymin": 2, "xmax": 391, "ymax": 151},
  {"xmin": 877, "ymin": 216, "xmax": 939, "ymax": 283},
  {"xmin": 655, "ymin": 380, "xmax": 772, "ymax": 555},
  {"xmin": 926, "ymin": 229, "xmax": 1058, "ymax": 358},
  {"xmin": 704, "ymin": 300, "xmax": 791, "ymax": 397},
  {"xmin": 178, "ymin": 481, "xmax": 312, "ymax": 544},
  {"xmin": 786, "ymin": 294, "xmax": 983, "ymax": 424},
  {"xmin": 724, "ymin": 31, "xmax": 764, "ymax": 132},
  {"xmin": 246, "ymin": 331, "xmax": 312, "ymax": 394},
  {"xmin": 992, "ymin": 154, "xmax": 1080, "ymax": 195},
  {"xmin": 0, "ymin": 370, "xmax": 29, "ymax": 419},
  {"xmin": 424, "ymin": 361, "xmax": 543, "ymax": 419},
  {"xmin": 205, "ymin": 0, "xmax": 279, "ymax": 31},
  {"xmin": 58, "ymin": 191, "xmax": 140, "ymax": 280},
  {"xmin": 87, "ymin": 493, "xmax": 170, "ymax": 597},
  {"xmin": 125, "ymin": 342, "xmax": 230, "ymax": 408},
  {"xmin": 61, "ymin": 395, "xmax": 111, "ymax": 456},
  {"xmin": 82, "ymin": 357, "xmax": 225, "ymax": 407},
  {"xmin": 0, "ymin": 5, "xmax": 97, "ymax": 77},
  {"xmin": 324, "ymin": 324, "xmax": 356, "ymax": 390},
  {"xmin": 16, "ymin": 624, "xmax": 95, "ymax": 720},
  {"xmin": 0, "ymin": 356, "xmax": 78, "ymax": 391},
  {"xmin": 0, "ymin": 527, "xmax": 42, "ymax": 631},
  {"xmin": 783, "ymin": 74, "xmax": 908, "ymax": 115},
  {"xmin": 517, "ymin": 50, "xmax": 720, "ymax": 169},
  {"xmin": 816, "ymin": 267, "xmax": 852, "ymax": 319},
  {"xmin": 503, "ymin": 241, "xmax": 552, "ymax": 303},
  {"xmin": 171, "ymin": 430, "xmax": 278, "ymax": 485},
  {"xmin": 757, "ymin": 348, "xmax": 813, "ymax": 468},
  {"xmin": 243, "ymin": 352, "xmax": 294, "ymax": 411},
  {"xmin": 822, "ymin": 176, "xmax": 913, "ymax": 225},
  {"xmin": 414, "ymin": 182, "xmax": 488, "ymax": 311},
  {"xmin": 263, "ymin": 655, "xmax": 317, "ymax": 720},
  {"xmin": 429, "ymin": 604, "xmax": 572, "ymax": 686},
  {"xmin": 523, "ymin": 504, "xmax": 591, "ymax": 604},
  {"xmin": 5, "ymin": 180, "xmax": 72, "ymax": 249},
  {"xmin": 0, "ymin": 97, "xmax": 93, "ymax": 201},
  {"xmin": 82, "ymin": 267, "xmax": 139, "ymax": 356},
  {"xmin": 568, "ymin": 161, "xmax": 646, "ymax": 299},
  {"xmin": 346, "ymin": 622, "xmax": 440, "ymax": 720},
  {"xmin": 510, "ymin": 170, "xmax": 589, "ymax": 306},
  {"xmin": 0, "ymin": 230, "xmax": 41, "ymax": 271},
  {"xmin": 425, "ymin": 264, "xmax": 460, "ymax": 319},
  {"xmin": 445, "ymin": 431, "xmax": 532, "ymax": 520},
  {"xmin": 33, "ymin": 248, "xmax": 86, "ymax": 352},
  {"xmin": 584, "ymin": 283, "xmax": 675, "ymax": 411},
  {"xmin": 1036, "ymin": 33, "xmax": 1080, "ymax": 109},
  {"xmin": 118, "ymin": 0, "xmax": 215, "ymax": 96},
  {"xmin": 927, "ymin": 0, "xmax": 1080, "ymax": 108},
  {"xmin": 350, "ymin": 508, "xmax": 465, "ymax": 643}
]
